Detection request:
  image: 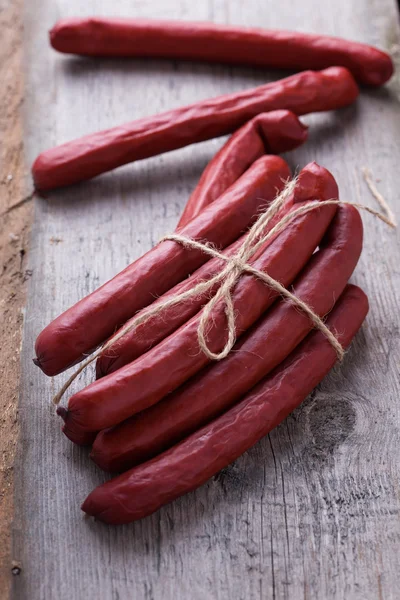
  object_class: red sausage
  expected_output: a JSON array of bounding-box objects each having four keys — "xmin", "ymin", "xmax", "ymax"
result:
[
  {"xmin": 61, "ymin": 167, "xmax": 343, "ymax": 445},
  {"xmin": 91, "ymin": 204, "xmax": 363, "ymax": 472},
  {"xmin": 177, "ymin": 110, "xmax": 308, "ymax": 227},
  {"xmin": 82, "ymin": 284, "xmax": 369, "ymax": 524},
  {"xmin": 32, "ymin": 67, "xmax": 358, "ymax": 190},
  {"xmin": 50, "ymin": 18, "xmax": 393, "ymax": 87},
  {"xmin": 34, "ymin": 155, "xmax": 289, "ymax": 377},
  {"xmin": 96, "ymin": 161, "xmax": 334, "ymax": 378}
]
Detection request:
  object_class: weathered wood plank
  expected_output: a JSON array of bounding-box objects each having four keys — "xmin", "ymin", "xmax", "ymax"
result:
[
  {"xmin": 13, "ymin": 0, "xmax": 400, "ymax": 598},
  {"xmin": 0, "ymin": 0, "xmax": 31, "ymax": 596}
]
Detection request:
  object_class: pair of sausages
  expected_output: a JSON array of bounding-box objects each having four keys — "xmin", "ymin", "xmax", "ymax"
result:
[
  {"xmin": 31, "ymin": 18, "xmax": 393, "ymax": 191},
  {"xmin": 33, "ymin": 18, "xmax": 392, "ymax": 191},
  {"xmin": 83, "ymin": 283, "xmax": 368, "ymax": 524}
]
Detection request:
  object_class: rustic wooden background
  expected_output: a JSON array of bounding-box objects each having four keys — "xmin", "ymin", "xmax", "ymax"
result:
[{"xmin": 12, "ymin": 0, "xmax": 400, "ymax": 598}]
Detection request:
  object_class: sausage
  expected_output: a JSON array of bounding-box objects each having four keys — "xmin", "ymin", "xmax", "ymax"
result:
[
  {"xmin": 50, "ymin": 17, "xmax": 393, "ymax": 87},
  {"xmin": 61, "ymin": 165, "xmax": 343, "ymax": 446},
  {"xmin": 31, "ymin": 67, "xmax": 358, "ymax": 190},
  {"xmin": 177, "ymin": 110, "xmax": 308, "ymax": 227},
  {"xmin": 34, "ymin": 155, "xmax": 289, "ymax": 377},
  {"xmin": 91, "ymin": 203, "xmax": 363, "ymax": 472},
  {"xmin": 96, "ymin": 161, "xmax": 334, "ymax": 378},
  {"xmin": 82, "ymin": 284, "xmax": 369, "ymax": 524}
]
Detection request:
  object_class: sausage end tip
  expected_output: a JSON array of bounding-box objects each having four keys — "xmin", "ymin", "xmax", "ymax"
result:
[{"xmin": 56, "ymin": 406, "xmax": 68, "ymax": 421}]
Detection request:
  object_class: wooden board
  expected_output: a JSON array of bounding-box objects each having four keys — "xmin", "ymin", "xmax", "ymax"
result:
[
  {"xmin": 0, "ymin": 0, "xmax": 31, "ymax": 596},
  {"xmin": 12, "ymin": 1, "xmax": 400, "ymax": 598}
]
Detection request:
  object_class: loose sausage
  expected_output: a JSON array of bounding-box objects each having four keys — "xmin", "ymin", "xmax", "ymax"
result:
[
  {"xmin": 91, "ymin": 204, "xmax": 363, "ymax": 472},
  {"xmin": 34, "ymin": 155, "xmax": 289, "ymax": 377},
  {"xmin": 32, "ymin": 67, "xmax": 358, "ymax": 190},
  {"xmin": 96, "ymin": 161, "xmax": 333, "ymax": 378},
  {"xmin": 50, "ymin": 17, "xmax": 393, "ymax": 87},
  {"xmin": 61, "ymin": 165, "xmax": 345, "ymax": 446},
  {"xmin": 177, "ymin": 110, "xmax": 308, "ymax": 227},
  {"xmin": 82, "ymin": 284, "xmax": 369, "ymax": 524}
]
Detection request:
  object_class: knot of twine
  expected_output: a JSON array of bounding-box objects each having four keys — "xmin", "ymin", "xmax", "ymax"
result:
[{"xmin": 53, "ymin": 175, "xmax": 395, "ymax": 406}]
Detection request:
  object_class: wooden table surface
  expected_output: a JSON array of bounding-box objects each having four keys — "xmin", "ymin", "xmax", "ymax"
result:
[{"xmin": 12, "ymin": 1, "xmax": 400, "ymax": 598}]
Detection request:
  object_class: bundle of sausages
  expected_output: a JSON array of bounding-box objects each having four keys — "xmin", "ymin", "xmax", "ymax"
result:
[{"xmin": 33, "ymin": 18, "xmax": 393, "ymax": 525}]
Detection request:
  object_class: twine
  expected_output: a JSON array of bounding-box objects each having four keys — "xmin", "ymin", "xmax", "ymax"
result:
[
  {"xmin": 362, "ymin": 167, "xmax": 397, "ymax": 227},
  {"xmin": 52, "ymin": 177, "xmax": 395, "ymax": 406},
  {"xmin": 0, "ymin": 190, "xmax": 36, "ymax": 217}
]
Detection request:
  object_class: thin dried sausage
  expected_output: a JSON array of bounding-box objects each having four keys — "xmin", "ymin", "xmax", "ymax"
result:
[
  {"xmin": 32, "ymin": 67, "xmax": 358, "ymax": 190},
  {"xmin": 50, "ymin": 18, "xmax": 393, "ymax": 86}
]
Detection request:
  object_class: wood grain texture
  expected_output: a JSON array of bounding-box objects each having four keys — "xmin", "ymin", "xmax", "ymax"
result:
[
  {"xmin": 0, "ymin": 0, "xmax": 31, "ymax": 596},
  {"xmin": 12, "ymin": 0, "xmax": 400, "ymax": 598}
]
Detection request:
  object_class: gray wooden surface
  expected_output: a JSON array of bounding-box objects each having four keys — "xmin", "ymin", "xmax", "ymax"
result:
[{"xmin": 12, "ymin": 0, "xmax": 400, "ymax": 598}]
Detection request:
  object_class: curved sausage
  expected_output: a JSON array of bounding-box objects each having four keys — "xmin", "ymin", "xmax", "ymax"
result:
[
  {"xmin": 177, "ymin": 110, "xmax": 308, "ymax": 227},
  {"xmin": 50, "ymin": 18, "xmax": 393, "ymax": 86},
  {"xmin": 34, "ymin": 155, "xmax": 290, "ymax": 377},
  {"xmin": 61, "ymin": 167, "xmax": 344, "ymax": 445},
  {"xmin": 96, "ymin": 161, "xmax": 335, "ymax": 378},
  {"xmin": 91, "ymin": 204, "xmax": 363, "ymax": 472},
  {"xmin": 82, "ymin": 284, "xmax": 369, "ymax": 524},
  {"xmin": 32, "ymin": 67, "xmax": 358, "ymax": 190}
]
